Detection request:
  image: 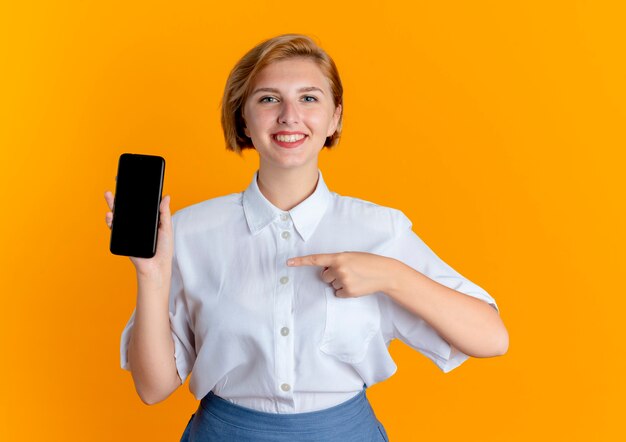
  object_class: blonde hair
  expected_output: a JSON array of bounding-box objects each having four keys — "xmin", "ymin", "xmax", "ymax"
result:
[{"xmin": 221, "ymin": 34, "xmax": 344, "ymax": 154}]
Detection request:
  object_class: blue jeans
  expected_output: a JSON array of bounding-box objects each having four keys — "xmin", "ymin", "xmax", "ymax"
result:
[{"xmin": 180, "ymin": 386, "xmax": 389, "ymax": 441}]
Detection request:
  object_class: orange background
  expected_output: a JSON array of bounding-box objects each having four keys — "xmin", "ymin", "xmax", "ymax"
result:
[{"xmin": 1, "ymin": 1, "xmax": 624, "ymax": 440}]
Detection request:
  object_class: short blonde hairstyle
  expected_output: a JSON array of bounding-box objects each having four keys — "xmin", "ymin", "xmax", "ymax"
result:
[{"xmin": 221, "ymin": 34, "xmax": 344, "ymax": 154}]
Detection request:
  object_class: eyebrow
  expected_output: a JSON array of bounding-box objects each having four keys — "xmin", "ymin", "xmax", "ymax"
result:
[{"xmin": 251, "ymin": 86, "xmax": 325, "ymax": 96}]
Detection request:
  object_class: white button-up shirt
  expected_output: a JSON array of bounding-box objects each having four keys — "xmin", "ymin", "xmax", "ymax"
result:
[{"xmin": 120, "ymin": 169, "xmax": 499, "ymax": 413}]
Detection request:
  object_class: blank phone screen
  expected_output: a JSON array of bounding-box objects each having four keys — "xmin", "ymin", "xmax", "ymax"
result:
[{"xmin": 109, "ymin": 153, "xmax": 165, "ymax": 258}]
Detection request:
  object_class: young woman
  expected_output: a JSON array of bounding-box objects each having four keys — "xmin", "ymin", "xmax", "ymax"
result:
[{"xmin": 105, "ymin": 33, "xmax": 508, "ymax": 442}]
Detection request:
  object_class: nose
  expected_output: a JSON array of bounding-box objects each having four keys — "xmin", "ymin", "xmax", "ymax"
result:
[{"xmin": 277, "ymin": 100, "xmax": 299, "ymax": 125}]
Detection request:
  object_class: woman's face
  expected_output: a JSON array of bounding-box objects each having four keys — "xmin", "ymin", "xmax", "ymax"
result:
[{"xmin": 242, "ymin": 57, "xmax": 342, "ymax": 172}]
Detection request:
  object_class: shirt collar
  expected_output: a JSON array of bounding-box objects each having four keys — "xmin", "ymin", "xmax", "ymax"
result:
[{"xmin": 242, "ymin": 169, "xmax": 331, "ymax": 242}]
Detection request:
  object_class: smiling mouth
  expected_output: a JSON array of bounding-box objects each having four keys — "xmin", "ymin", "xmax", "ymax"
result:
[{"xmin": 273, "ymin": 134, "xmax": 306, "ymax": 142}]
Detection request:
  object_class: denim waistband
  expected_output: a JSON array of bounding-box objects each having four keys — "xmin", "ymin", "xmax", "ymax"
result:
[{"xmin": 199, "ymin": 387, "xmax": 371, "ymax": 432}]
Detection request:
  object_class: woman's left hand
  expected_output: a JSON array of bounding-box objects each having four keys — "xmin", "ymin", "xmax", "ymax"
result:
[{"xmin": 287, "ymin": 252, "xmax": 398, "ymax": 298}]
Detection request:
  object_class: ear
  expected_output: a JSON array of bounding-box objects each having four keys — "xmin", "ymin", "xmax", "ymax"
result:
[
  {"xmin": 327, "ymin": 103, "xmax": 342, "ymax": 137},
  {"xmin": 242, "ymin": 111, "xmax": 250, "ymax": 137}
]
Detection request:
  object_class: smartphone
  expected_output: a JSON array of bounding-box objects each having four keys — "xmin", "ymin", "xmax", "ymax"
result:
[{"xmin": 109, "ymin": 153, "xmax": 165, "ymax": 258}]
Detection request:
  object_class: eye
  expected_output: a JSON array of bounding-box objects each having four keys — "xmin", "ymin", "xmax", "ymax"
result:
[
  {"xmin": 303, "ymin": 95, "xmax": 318, "ymax": 102},
  {"xmin": 259, "ymin": 96, "xmax": 278, "ymax": 103}
]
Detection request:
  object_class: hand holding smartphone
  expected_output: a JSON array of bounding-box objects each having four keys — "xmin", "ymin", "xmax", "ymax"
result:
[{"xmin": 108, "ymin": 153, "xmax": 166, "ymax": 259}]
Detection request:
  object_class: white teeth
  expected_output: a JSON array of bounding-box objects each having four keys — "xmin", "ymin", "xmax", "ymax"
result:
[{"xmin": 275, "ymin": 134, "xmax": 305, "ymax": 142}]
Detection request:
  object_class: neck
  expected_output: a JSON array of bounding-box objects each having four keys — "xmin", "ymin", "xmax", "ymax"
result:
[{"xmin": 256, "ymin": 164, "xmax": 320, "ymax": 211}]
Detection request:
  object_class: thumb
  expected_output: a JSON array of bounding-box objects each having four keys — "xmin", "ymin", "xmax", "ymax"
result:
[
  {"xmin": 160, "ymin": 195, "xmax": 171, "ymax": 226},
  {"xmin": 162, "ymin": 194, "xmax": 170, "ymax": 207}
]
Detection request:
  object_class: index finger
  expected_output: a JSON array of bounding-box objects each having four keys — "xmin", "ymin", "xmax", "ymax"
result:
[
  {"xmin": 287, "ymin": 253, "xmax": 336, "ymax": 267},
  {"xmin": 104, "ymin": 191, "xmax": 114, "ymax": 211}
]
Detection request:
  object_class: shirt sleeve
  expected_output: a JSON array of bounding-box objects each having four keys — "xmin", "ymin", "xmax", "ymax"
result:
[
  {"xmin": 380, "ymin": 210, "xmax": 500, "ymax": 373},
  {"xmin": 119, "ymin": 213, "xmax": 197, "ymax": 385}
]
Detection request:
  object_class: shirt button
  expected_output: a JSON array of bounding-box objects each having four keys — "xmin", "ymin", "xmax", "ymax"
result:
[
  {"xmin": 281, "ymin": 231, "xmax": 290, "ymax": 240},
  {"xmin": 280, "ymin": 327, "xmax": 290, "ymax": 336},
  {"xmin": 281, "ymin": 383, "xmax": 291, "ymax": 392},
  {"xmin": 280, "ymin": 276, "xmax": 289, "ymax": 284},
  {"xmin": 280, "ymin": 213, "xmax": 289, "ymax": 221}
]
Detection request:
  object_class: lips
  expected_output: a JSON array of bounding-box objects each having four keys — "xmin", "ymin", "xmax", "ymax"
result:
[{"xmin": 272, "ymin": 133, "xmax": 307, "ymax": 148}]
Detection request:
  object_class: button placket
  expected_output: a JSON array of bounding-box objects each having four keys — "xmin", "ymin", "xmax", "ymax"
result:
[{"xmin": 274, "ymin": 216, "xmax": 294, "ymax": 401}]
